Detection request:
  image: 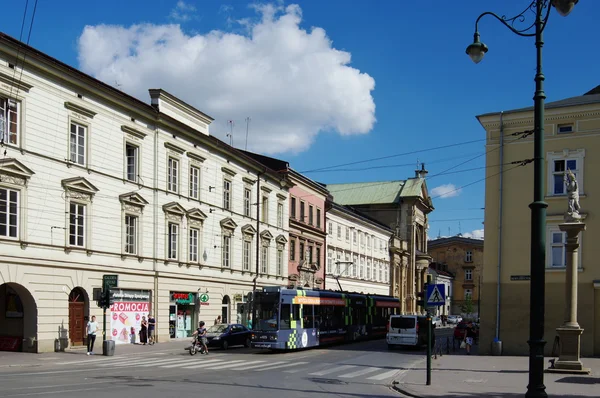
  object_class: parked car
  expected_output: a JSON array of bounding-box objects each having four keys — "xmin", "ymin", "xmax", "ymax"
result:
[
  {"xmin": 447, "ymin": 315, "xmax": 462, "ymax": 324},
  {"xmin": 206, "ymin": 323, "xmax": 252, "ymax": 349},
  {"xmin": 453, "ymin": 321, "xmax": 479, "ymax": 341},
  {"xmin": 432, "ymin": 316, "xmax": 442, "ymax": 328}
]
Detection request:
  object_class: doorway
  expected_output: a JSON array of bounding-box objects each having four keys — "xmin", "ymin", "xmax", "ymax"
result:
[
  {"xmin": 0, "ymin": 283, "xmax": 37, "ymax": 352},
  {"xmin": 222, "ymin": 296, "xmax": 230, "ymax": 324},
  {"xmin": 68, "ymin": 288, "xmax": 88, "ymax": 346}
]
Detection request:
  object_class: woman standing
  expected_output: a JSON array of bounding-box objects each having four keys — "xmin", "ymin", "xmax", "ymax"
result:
[{"xmin": 140, "ymin": 316, "xmax": 148, "ymax": 345}]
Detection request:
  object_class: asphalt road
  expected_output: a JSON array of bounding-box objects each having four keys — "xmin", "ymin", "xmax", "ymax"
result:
[{"xmin": 0, "ymin": 330, "xmax": 453, "ymax": 398}]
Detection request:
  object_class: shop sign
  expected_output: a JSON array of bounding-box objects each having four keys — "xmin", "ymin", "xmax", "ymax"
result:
[
  {"xmin": 109, "ymin": 289, "xmax": 150, "ymax": 345},
  {"xmin": 199, "ymin": 293, "xmax": 210, "ymax": 306},
  {"xmin": 110, "ymin": 289, "xmax": 150, "ymax": 302},
  {"xmin": 171, "ymin": 292, "xmax": 195, "ymax": 305}
]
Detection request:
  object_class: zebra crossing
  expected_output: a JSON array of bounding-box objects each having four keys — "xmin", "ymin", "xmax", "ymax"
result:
[{"xmin": 48, "ymin": 354, "xmax": 402, "ymax": 382}]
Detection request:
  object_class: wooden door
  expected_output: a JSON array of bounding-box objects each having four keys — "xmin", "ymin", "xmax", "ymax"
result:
[{"xmin": 69, "ymin": 302, "xmax": 85, "ymax": 346}]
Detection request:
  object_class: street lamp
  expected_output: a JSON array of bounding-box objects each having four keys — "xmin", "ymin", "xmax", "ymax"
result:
[{"xmin": 465, "ymin": 1, "xmax": 577, "ymax": 397}]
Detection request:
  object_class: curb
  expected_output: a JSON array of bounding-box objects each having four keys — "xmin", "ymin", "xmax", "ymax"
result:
[{"xmin": 391, "ymin": 383, "xmax": 423, "ymax": 398}]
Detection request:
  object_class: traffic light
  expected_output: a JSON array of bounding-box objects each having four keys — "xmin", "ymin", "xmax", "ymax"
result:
[
  {"xmin": 104, "ymin": 289, "xmax": 114, "ymax": 308},
  {"xmin": 416, "ymin": 291, "xmax": 425, "ymax": 308}
]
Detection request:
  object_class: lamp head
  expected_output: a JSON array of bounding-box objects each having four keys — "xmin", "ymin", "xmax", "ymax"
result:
[
  {"xmin": 466, "ymin": 32, "xmax": 488, "ymax": 64},
  {"xmin": 552, "ymin": 0, "xmax": 578, "ymax": 17}
]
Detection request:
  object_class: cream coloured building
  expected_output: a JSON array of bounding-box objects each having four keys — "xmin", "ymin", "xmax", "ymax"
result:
[
  {"xmin": 478, "ymin": 84, "xmax": 600, "ymax": 356},
  {"xmin": 325, "ymin": 202, "xmax": 393, "ymax": 296},
  {"xmin": 0, "ymin": 32, "xmax": 291, "ymax": 353}
]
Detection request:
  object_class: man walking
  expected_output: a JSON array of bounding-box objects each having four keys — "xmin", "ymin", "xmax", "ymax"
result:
[{"xmin": 86, "ymin": 315, "xmax": 98, "ymax": 355}]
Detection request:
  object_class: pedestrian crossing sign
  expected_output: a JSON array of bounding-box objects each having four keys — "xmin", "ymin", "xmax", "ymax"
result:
[{"xmin": 426, "ymin": 284, "xmax": 445, "ymax": 306}]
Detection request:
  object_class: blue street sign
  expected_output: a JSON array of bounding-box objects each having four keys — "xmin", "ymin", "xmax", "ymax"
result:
[{"xmin": 426, "ymin": 284, "xmax": 445, "ymax": 306}]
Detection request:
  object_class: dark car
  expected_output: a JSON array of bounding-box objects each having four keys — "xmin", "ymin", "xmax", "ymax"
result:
[
  {"xmin": 453, "ymin": 321, "xmax": 479, "ymax": 341},
  {"xmin": 206, "ymin": 323, "xmax": 251, "ymax": 350}
]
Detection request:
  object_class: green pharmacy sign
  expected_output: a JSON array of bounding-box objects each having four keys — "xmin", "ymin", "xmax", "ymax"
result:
[{"xmin": 171, "ymin": 292, "xmax": 195, "ymax": 305}]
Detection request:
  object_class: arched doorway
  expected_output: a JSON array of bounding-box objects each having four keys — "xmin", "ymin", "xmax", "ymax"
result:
[
  {"xmin": 222, "ymin": 296, "xmax": 230, "ymax": 324},
  {"xmin": 68, "ymin": 287, "xmax": 88, "ymax": 346},
  {"xmin": 0, "ymin": 283, "xmax": 37, "ymax": 352}
]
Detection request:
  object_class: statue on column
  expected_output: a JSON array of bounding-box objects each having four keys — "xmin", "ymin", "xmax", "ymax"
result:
[{"xmin": 565, "ymin": 170, "xmax": 582, "ymax": 222}]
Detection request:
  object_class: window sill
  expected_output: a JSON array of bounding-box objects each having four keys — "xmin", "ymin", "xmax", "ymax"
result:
[
  {"xmin": 546, "ymin": 267, "xmax": 584, "ymax": 272},
  {"xmin": 546, "ymin": 194, "xmax": 587, "ymax": 200}
]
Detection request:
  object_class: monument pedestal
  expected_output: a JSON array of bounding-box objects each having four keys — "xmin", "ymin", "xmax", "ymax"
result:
[{"xmin": 550, "ymin": 327, "xmax": 590, "ymax": 374}]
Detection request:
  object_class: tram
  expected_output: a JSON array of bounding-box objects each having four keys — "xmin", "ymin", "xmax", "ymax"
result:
[{"xmin": 250, "ymin": 286, "xmax": 401, "ymax": 350}]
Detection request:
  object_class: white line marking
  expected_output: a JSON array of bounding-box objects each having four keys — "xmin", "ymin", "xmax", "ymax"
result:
[
  {"xmin": 160, "ymin": 359, "xmax": 225, "ymax": 368},
  {"xmin": 4, "ymin": 380, "xmax": 111, "ymax": 391},
  {"xmin": 98, "ymin": 357, "xmax": 171, "ymax": 367},
  {"xmin": 226, "ymin": 360, "xmax": 286, "ymax": 371},
  {"xmin": 0, "ymin": 369, "xmax": 99, "ymax": 377},
  {"xmin": 135, "ymin": 358, "xmax": 192, "ymax": 367},
  {"xmin": 2, "ymin": 386, "xmax": 113, "ymax": 397},
  {"xmin": 309, "ymin": 365, "xmax": 356, "ymax": 376},
  {"xmin": 339, "ymin": 367, "xmax": 381, "ymax": 378},
  {"xmin": 253, "ymin": 362, "xmax": 309, "ymax": 372},
  {"xmin": 185, "ymin": 359, "xmax": 234, "ymax": 370},
  {"xmin": 366, "ymin": 369, "xmax": 402, "ymax": 381},
  {"xmin": 209, "ymin": 360, "xmax": 265, "ymax": 370}
]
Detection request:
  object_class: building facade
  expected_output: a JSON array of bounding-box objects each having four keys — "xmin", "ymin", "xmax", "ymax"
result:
[
  {"xmin": 428, "ymin": 236, "xmax": 483, "ymax": 318},
  {"xmin": 0, "ymin": 33, "xmax": 291, "ymax": 353},
  {"xmin": 325, "ymin": 202, "xmax": 392, "ymax": 296},
  {"xmin": 426, "ymin": 266, "xmax": 454, "ymax": 317},
  {"xmin": 478, "ymin": 85, "xmax": 600, "ymax": 356},
  {"xmin": 325, "ymin": 166, "xmax": 434, "ymax": 314}
]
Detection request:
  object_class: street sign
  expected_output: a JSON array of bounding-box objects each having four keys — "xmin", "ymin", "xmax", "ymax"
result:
[
  {"xmin": 199, "ymin": 293, "xmax": 209, "ymax": 305},
  {"xmin": 426, "ymin": 284, "xmax": 445, "ymax": 306},
  {"xmin": 103, "ymin": 274, "xmax": 118, "ymax": 289}
]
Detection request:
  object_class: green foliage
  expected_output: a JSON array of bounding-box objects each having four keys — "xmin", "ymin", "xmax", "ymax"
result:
[{"xmin": 461, "ymin": 296, "xmax": 474, "ymax": 316}]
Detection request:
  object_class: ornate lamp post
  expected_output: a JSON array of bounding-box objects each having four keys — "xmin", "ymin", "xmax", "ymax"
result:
[{"xmin": 465, "ymin": 1, "xmax": 578, "ymax": 397}]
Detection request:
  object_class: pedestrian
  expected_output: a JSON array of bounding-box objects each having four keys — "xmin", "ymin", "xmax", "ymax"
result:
[
  {"xmin": 148, "ymin": 314, "xmax": 156, "ymax": 345},
  {"xmin": 214, "ymin": 315, "xmax": 221, "ymax": 325},
  {"xmin": 140, "ymin": 316, "xmax": 148, "ymax": 345},
  {"xmin": 86, "ymin": 315, "xmax": 98, "ymax": 355},
  {"xmin": 465, "ymin": 321, "xmax": 477, "ymax": 355}
]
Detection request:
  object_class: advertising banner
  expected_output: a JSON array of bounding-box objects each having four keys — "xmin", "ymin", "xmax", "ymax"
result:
[{"xmin": 109, "ymin": 289, "xmax": 151, "ymax": 345}]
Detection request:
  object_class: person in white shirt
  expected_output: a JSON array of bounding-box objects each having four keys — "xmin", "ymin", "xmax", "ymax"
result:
[{"xmin": 86, "ymin": 315, "xmax": 98, "ymax": 355}]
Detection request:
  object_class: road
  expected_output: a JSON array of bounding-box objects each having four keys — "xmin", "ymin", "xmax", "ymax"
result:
[{"xmin": 0, "ymin": 330, "xmax": 453, "ymax": 398}]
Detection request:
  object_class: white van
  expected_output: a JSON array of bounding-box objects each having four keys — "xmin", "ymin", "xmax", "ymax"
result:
[{"xmin": 386, "ymin": 315, "xmax": 428, "ymax": 348}]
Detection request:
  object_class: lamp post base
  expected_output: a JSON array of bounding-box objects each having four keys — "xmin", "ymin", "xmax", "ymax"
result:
[{"xmin": 546, "ymin": 327, "xmax": 590, "ymax": 374}]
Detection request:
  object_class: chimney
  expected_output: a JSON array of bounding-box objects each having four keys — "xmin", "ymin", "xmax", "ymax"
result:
[{"xmin": 415, "ymin": 162, "xmax": 428, "ymax": 178}]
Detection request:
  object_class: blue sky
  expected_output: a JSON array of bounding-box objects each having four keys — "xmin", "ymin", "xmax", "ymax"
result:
[{"xmin": 3, "ymin": 0, "xmax": 598, "ymax": 239}]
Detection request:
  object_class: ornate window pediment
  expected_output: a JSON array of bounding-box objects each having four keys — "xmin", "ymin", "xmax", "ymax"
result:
[
  {"xmin": 119, "ymin": 192, "xmax": 149, "ymax": 207},
  {"xmin": 0, "ymin": 158, "xmax": 34, "ymax": 186},
  {"xmin": 260, "ymin": 230, "xmax": 274, "ymax": 240},
  {"xmin": 61, "ymin": 177, "xmax": 98, "ymax": 202},
  {"xmin": 163, "ymin": 202, "xmax": 186, "ymax": 217},
  {"xmin": 241, "ymin": 224, "xmax": 257, "ymax": 235},
  {"xmin": 276, "ymin": 234, "xmax": 287, "ymax": 245},
  {"xmin": 186, "ymin": 208, "xmax": 207, "ymax": 222},
  {"xmin": 220, "ymin": 217, "xmax": 238, "ymax": 230}
]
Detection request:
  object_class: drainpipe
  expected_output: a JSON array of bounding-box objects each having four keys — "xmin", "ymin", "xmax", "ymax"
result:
[
  {"xmin": 153, "ymin": 121, "xmax": 159, "ymax": 341},
  {"xmin": 495, "ymin": 111, "xmax": 504, "ymax": 341},
  {"xmin": 251, "ymin": 168, "xmax": 266, "ymax": 310}
]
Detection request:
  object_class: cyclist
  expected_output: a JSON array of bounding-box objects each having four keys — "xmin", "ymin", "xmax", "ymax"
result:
[{"xmin": 192, "ymin": 321, "xmax": 208, "ymax": 355}]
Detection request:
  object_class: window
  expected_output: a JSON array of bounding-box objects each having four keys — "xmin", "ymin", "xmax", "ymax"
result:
[
  {"xmin": 308, "ymin": 246, "xmax": 313, "ymax": 264},
  {"xmin": 335, "ymin": 252, "xmax": 341, "ymax": 274},
  {"xmin": 69, "ymin": 202, "xmax": 85, "ymax": 247},
  {"xmin": 261, "ymin": 246, "xmax": 269, "ymax": 273},
  {"xmin": 328, "ymin": 222, "xmax": 333, "ymax": 235},
  {"xmin": 308, "ymin": 205, "xmax": 313, "ymax": 225},
  {"xmin": 367, "ymin": 260, "xmax": 371, "ymax": 280},
  {"xmin": 69, "ymin": 122, "xmax": 86, "ymax": 165},
  {"xmin": 464, "ymin": 289, "xmax": 473, "ymax": 300},
  {"xmin": 261, "ymin": 196, "xmax": 269, "ymax": 223},
  {"xmin": 557, "ymin": 124, "xmax": 573, "ymax": 134},
  {"xmin": 189, "ymin": 228, "xmax": 199, "ymax": 262},
  {"xmin": 316, "ymin": 247, "xmax": 321, "ymax": 267},
  {"xmin": 299, "ymin": 242, "xmax": 305, "ymax": 260},
  {"xmin": 353, "ymin": 231, "xmax": 357, "ymax": 243},
  {"xmin": 367, "ymin": 235, "xmax": 371, "ymax": 248},
  {"xmin": 223, "ymin": 179, "xmax": 231, "ymax": 210},
  {"xmin": 222, "ymin": 235, "xmax": 231, "ymax": 267},
  {"xmin": 244, "ymin": 188, "xmax": 251, "ymax": 217},
  {"xmin": 0, "ymin": 97, "xmax": 19, "ymax": 145},
  {"xmin": 550, "ymin": 230, "xmax": 566, "ymax": 268},
  {"xmin": 125, "ymin": 215, "xmax": 137, "ymax": 254},
  {"xmin": 290, "ymin": 239, "xmax": 296, "ymax": 261},
  {"xmin": 465, "ymin": 250, "xmax": 473, "ymax": 262},
  {"xmin": 352, "ymin": 260, "xmax": 357, "ymax": 277},
  {"xmin": 465, "ymin": 269, "xmax": 473, "ymax": 281},
  {"xmin": 359, "ymin": 258, "xmax": 364, "ymax": 279},
  {"xmin": 167, "ymin": 158, "xmax": 179, "ymax": 193},
  {"xmin": 552, "ymin": 158, "xmax": 578, "ymax": 195},
  {"xmin": 378, "ymin": 263, "xmax": 382, "ymax": 281},
  {"xmin": 316, "ymin": 208, "xmax": 321, "ymax": 228},
  {"xmin": 189, "ymin": 166, "xmax": 200, "ymax": 199},
  {"xmin": 243, "ymin": 240, "xmax": 251, "ymax": 271},
  {"xmin": 290, "ymin": 197, "xmax": 296, "ymax": 219},
  {"xmin": 125, "ymin": 143, "xmax": 138, "ymax": 182},
  {"xmin": 337, "ymin": 225, "xmax": 341, "ymax": 239},
  {"xmin": 300, "ymin": 201, "xmax": 305, "ymax": 222},
  {"xmin": 345, "ymin": 227, "xmax": 349, "ymax": 241},
  {"xmin": 277, "ymin": 203, "xmax": 283, "ymax": 228},
  {"xmin": 0, "ymin": 188, "xmax": 18, "ymax": 238},
  {"xmin": 167, "ymin": 222, "xmax": 178, "ymax": 260},
  {"xmin": 277, "ymin": 246, "xmax": 284, "ymax": 276},
  {"xmin": 327, "ymin": 250, "xmax": 333, "ymax": 271}
]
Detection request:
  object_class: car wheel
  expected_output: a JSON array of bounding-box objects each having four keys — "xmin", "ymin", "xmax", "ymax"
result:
[
  {"xmin": 222, "ymin": 340, "xmax": 229, "ymax": 350},
  {"xmin": 245, "ymin": 338, "xmax": 251, "ymax": 348}
]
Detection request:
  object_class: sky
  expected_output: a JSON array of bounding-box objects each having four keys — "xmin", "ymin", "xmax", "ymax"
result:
[{"xmin": 3, "ymin": 0, "xmax": 598, "ymax": 240}]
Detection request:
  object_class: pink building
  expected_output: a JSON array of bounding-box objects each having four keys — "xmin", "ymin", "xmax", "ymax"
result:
[{"xmin": 241, "ymin": 152, "xmax": 329, "ymax": 289}]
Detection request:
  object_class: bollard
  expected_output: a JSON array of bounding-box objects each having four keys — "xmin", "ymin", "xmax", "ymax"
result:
[{"xmin": 426, "ymin": 317, "xmax": 431, "ymax": 386}]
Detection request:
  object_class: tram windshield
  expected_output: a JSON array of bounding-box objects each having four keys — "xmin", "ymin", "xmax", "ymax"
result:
[{"xmin": 253, "ymin": 291, "xmax": 279, "ymax": 331}]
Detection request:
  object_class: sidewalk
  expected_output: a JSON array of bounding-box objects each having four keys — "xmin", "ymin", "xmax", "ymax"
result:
[
  {"xmin": 393, "ymin": 353, "xmax": 600, "ymax": 398},
  {"xmin": 0, "ymin": 340, "xmax": 187, "ymax": 368}
]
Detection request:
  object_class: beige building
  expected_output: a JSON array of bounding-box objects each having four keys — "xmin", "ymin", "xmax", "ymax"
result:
[
  {"xmin": 478, "ymin": 84, "xmax": 600, "ymax": 356},
  {"xmin": 428, "ymin": 236, "xmax": 484, "ymax": 318}
]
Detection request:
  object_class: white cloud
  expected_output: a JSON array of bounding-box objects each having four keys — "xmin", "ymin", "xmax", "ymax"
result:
[
  {"xmin": 77, "ymin": 3, "xmax": 376, "ymax": 154},
  {"xmin": 430, "ymin": 184, "xmax": 461, "ymax": 199},
  {"xmin": 170, "ymin": 1, "xmax": 197, "ymax": 22},
  {"xmin": 463, "ymin": 229, "xmax": 484, "ymax": 240}
]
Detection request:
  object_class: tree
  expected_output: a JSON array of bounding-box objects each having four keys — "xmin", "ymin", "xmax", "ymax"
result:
[{"xmin": 461, "ymin": 295, "xmax": 475, "ymax": 319}]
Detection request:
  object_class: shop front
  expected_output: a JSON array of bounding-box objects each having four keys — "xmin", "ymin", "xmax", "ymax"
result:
[
  {"xmin": 169, "ymin": 292, "xmax": 199, "ymax": 339},
  {"xmin": 109, "ymin": 289, "xmax": 151, "ymax": 345}
]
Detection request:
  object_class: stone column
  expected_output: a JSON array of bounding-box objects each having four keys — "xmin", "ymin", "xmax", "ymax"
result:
[{"xmin": 551, "ymin": 222, "xmax": 589, "ymax": 374}]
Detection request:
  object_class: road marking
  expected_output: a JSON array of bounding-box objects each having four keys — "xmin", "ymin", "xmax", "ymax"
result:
[
  {"xmin": 309, "ymin": 365, "xmax": 356, "ymax": 376},
  {"xmin": 367, "ymin": 369, "xmax": 402, "ymax": 380},
  {"xmin": 209, "ymin": 360, "xmax": 265, "ymax": 370},
  {"xmin": 160, "ymin": 359, "xmax": 224, "ymax": 368},
  {"xmin": 4, "ymin": 380, "xmax": 111, "ymax": 391},
  {"xmin": 2, "ymin": 386, "xmax": 114, "ymax": 397},
  {"xmin": 253, "ymin": 362, "xmax": 309, "ymax": 372},
  {"xmin": 0, "ymin": 369, "xmax": 98, "ymax": 377},
  {"xmin": 339, "ymin": 366, "xmax": 381, "ymax": 378},
  {"xmin": 184, "ymin": 359, "xmax": 233, "ymax": 370},
  {"xmin": 136, "ymin": 358, "xmax": 192, "ymax": 367},
  {"xmin": 226, "ymin": 360, "xmax": 286, "ymax": 371}
]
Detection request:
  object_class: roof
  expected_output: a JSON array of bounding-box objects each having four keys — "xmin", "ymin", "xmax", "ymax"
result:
[
  {"xmin": 325, "ymin": 180, "xmax": 408, "ymax": 205},
  {"xmin": 477, "ymin": 84, "xmax": 600, "ymax": 118},
  {"xmin": 329, "ymin": 202, "xmax": 393, "ymax": 233},
  {"xmin": 428, "ymin": 266, "xmax": 455, "ymax": 279},
  {"xmin": 428, "ymin": 236, "xmax": 484, "ymax": 248}
]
